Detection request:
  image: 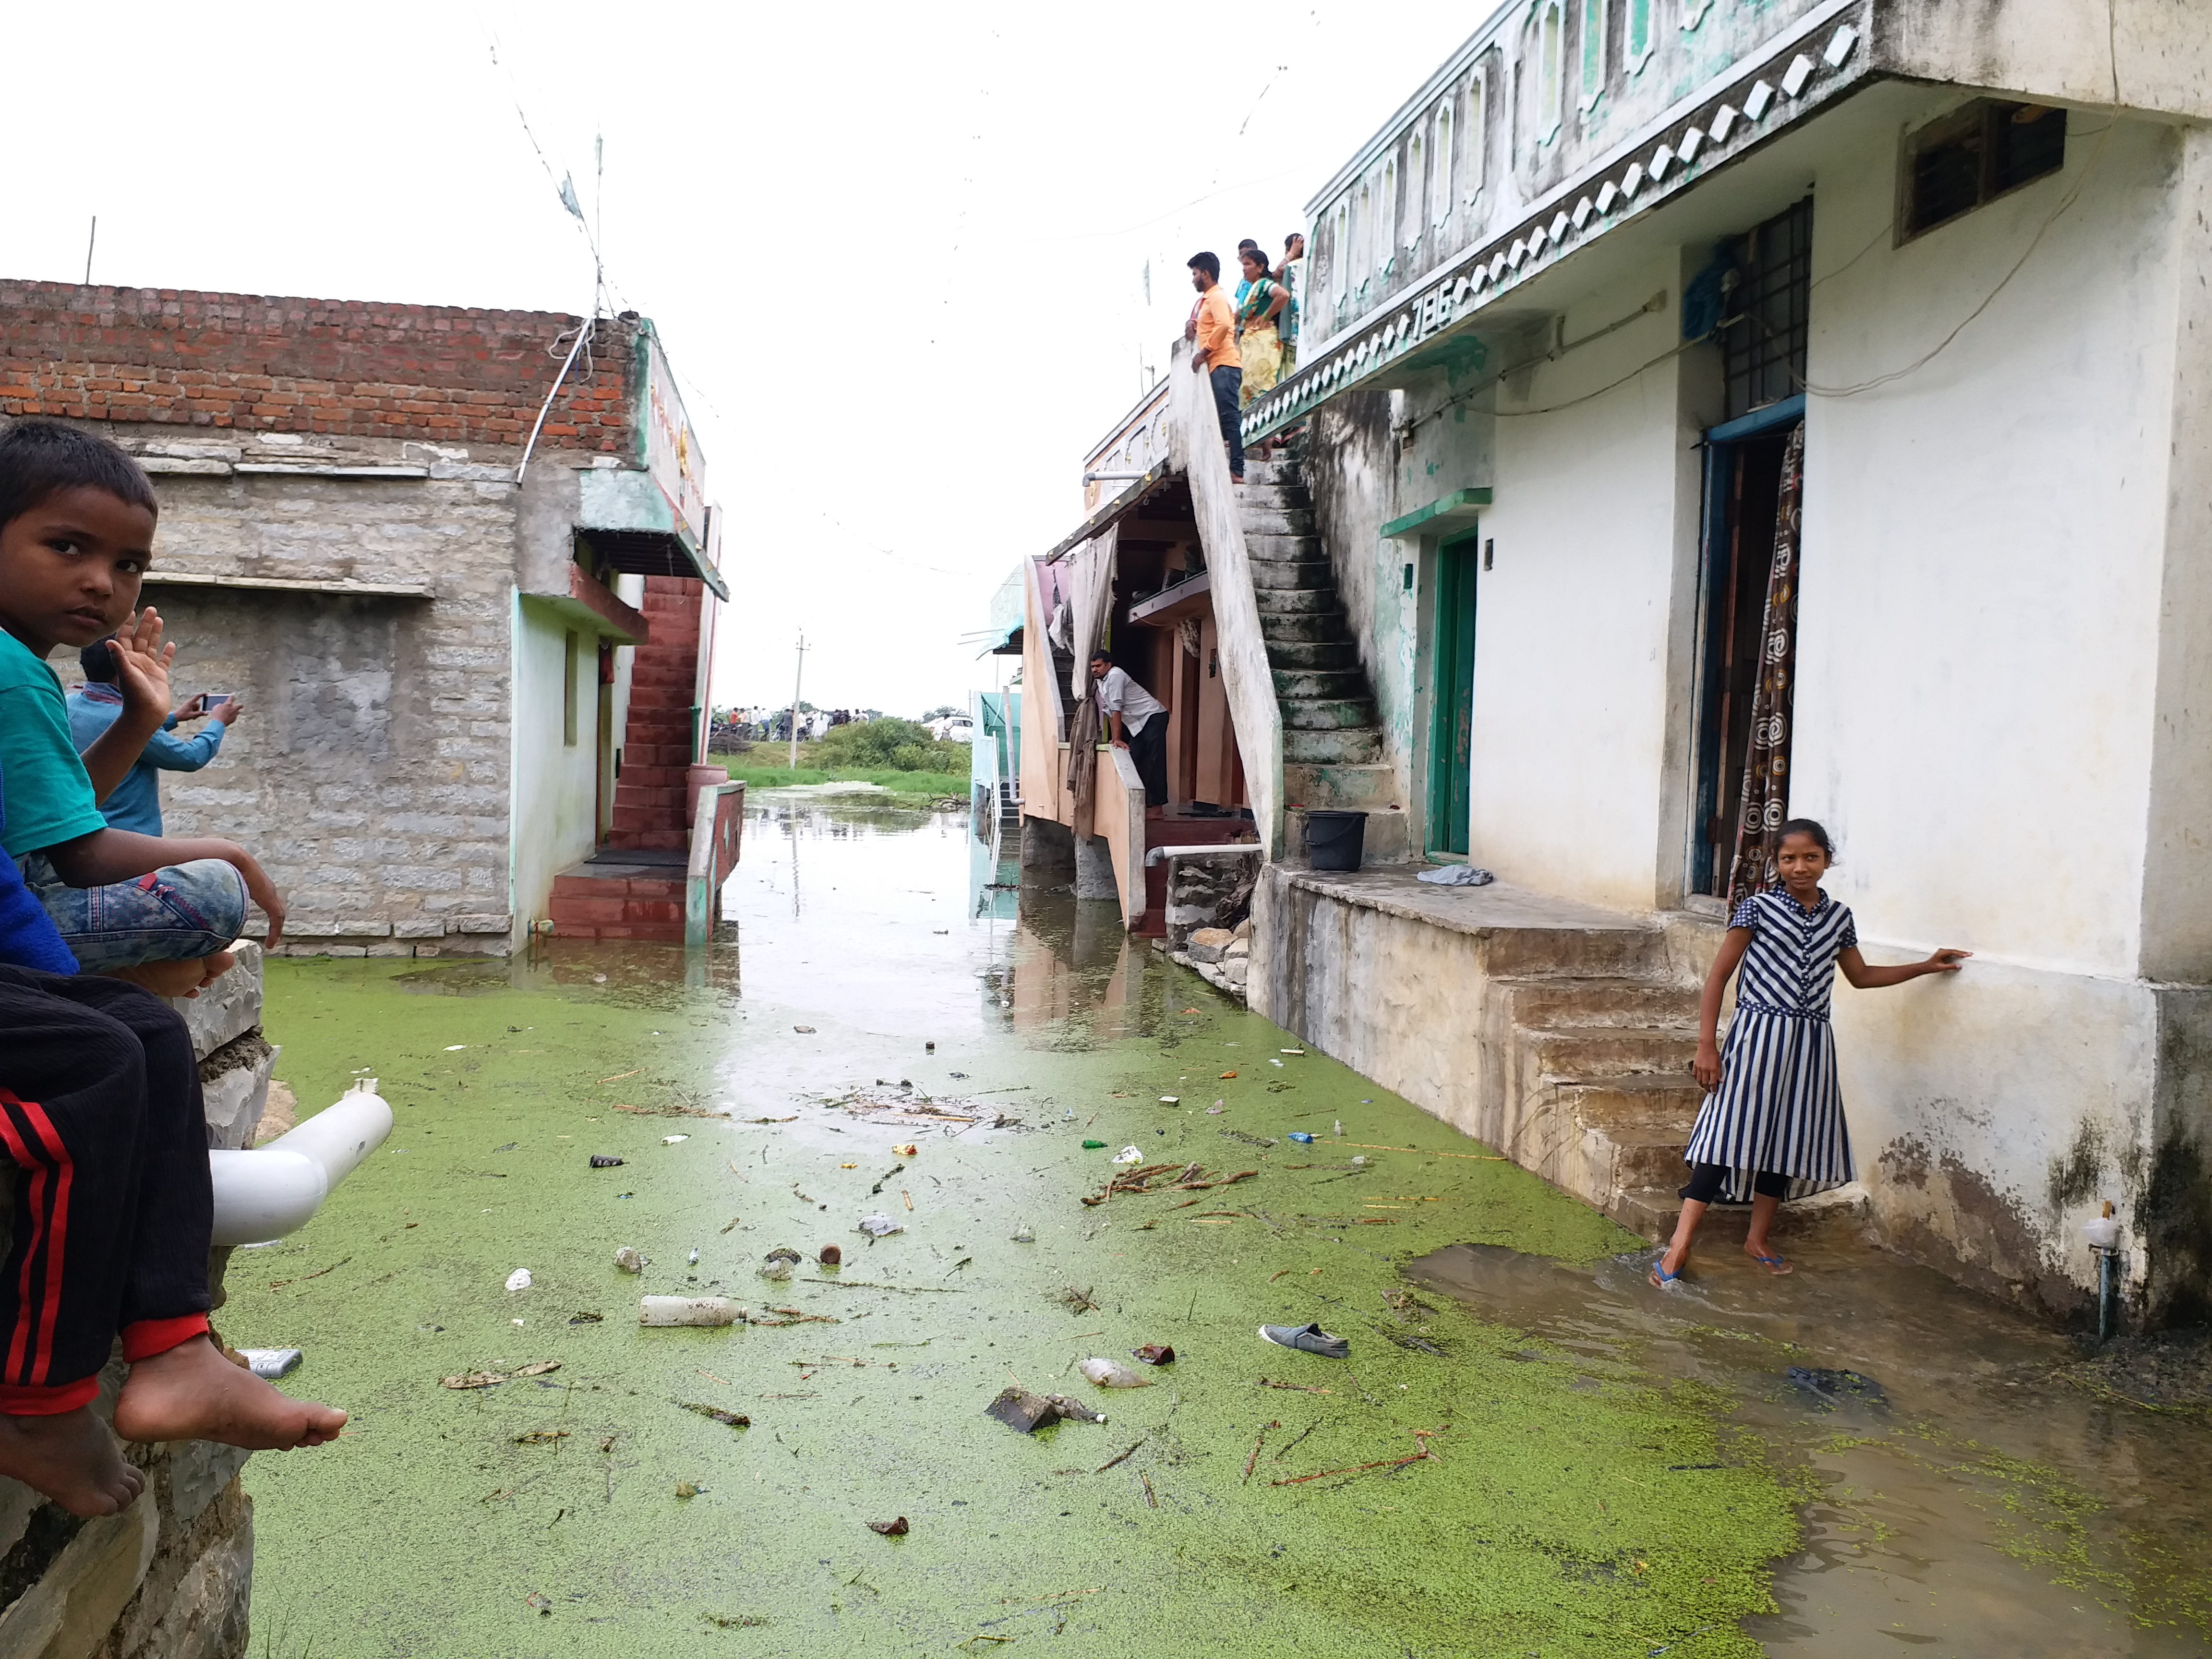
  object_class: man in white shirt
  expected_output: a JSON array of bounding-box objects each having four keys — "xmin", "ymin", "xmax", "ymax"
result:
[{"xmin": 1089, "ymin": 651, "xmax": 1169, "ymax": 817}]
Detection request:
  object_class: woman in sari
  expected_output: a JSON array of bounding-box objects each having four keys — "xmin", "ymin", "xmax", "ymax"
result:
[{"xmin": 1234, "ymin": 248, "xmax": 1288, "ymax": 408}]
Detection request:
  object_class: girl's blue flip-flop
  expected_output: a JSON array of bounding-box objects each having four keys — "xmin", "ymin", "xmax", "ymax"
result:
[
  {"xmin": 1648, "ymin": 1262, "xmax": 1685, "ymax": 1289},
  {"xmin": 1748, "ymin": 1253, "xmax": 1794, "ymax": 1274}
]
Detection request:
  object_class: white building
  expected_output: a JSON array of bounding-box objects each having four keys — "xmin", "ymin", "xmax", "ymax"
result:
[{"xmin": 1066, "ymin": 0, "xmax": 2212, "ymax": 1328}]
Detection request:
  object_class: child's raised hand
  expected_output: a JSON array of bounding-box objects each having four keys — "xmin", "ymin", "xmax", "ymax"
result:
[
  {"xmin": 1926, "ymin": 949, "xmax": 1970, "ymax": 973},
  {"xmin": 107, "ymin": 609, "xmax": 176, "ymax": 728}
]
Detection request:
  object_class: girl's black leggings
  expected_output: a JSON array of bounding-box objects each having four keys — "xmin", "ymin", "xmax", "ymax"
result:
[{"xmin": 1681, "ymin": 1163, "xmax": 1790, "ymax": 1203}]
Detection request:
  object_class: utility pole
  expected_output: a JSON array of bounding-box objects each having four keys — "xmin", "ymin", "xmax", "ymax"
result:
[
  {"xmin": 787, "ymin": 633, "xmax": 808, "ymax": 770},
  {"xmin": 83, "ymin": 216, "xmax": 96, "ymax": 286}
]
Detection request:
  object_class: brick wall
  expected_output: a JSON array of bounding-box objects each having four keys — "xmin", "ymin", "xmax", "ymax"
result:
[{"xmin": 0, "ymin": 281, "xmax": 636, "ymax": 450}]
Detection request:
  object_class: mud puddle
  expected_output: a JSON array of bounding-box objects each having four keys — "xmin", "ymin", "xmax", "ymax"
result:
[{"xmin": 1405, "ymin": 1237, "xmax": 2212, "ymax": 1655}]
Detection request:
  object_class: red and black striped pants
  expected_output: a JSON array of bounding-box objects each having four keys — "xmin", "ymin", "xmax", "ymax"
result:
[{"xmin": 0, "ymin": 965, "xmax": 212, "ymax": 1413}]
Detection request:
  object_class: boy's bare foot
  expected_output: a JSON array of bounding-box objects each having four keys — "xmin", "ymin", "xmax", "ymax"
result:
[
  {"xmin": 102, "ymin": 951, "xmax": 235, "ymax": 1000},
  {"xmin": 114, "ymin": 1335, "xmax": 345, "ymax": 1450},
  {"xmin": 0, "ymin": 1407, "xmax": 144, "ymax": 1517}
]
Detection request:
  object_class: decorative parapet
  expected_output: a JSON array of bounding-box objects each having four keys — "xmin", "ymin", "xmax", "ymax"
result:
[{"xmin": 1244, "ymin": 9, "xmax": 1869, "ymax": 446}]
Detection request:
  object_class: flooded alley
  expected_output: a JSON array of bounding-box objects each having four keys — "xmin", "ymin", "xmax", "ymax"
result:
[{"xmin": 226, "ymin": 793, "xmax": 2210, "ymax": 1657}]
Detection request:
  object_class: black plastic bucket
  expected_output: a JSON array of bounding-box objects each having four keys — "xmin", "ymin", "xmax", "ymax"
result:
[{"xmin": 1305, "ymin": 810, "xmax": 1366, "ymax": 872}]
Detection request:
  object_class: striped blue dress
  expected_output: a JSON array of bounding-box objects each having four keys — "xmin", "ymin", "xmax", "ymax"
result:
[{"xmin": 1683, "ymin": 888, "xmax": 1858, "ymax": 1203}]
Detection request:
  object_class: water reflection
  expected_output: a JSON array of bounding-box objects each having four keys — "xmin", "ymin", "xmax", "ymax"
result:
[{"xmin": 1405, "ymin": 1238, "xmax": 2212, "ymax": 1655}]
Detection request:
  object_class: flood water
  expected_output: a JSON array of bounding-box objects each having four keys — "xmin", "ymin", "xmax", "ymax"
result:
[{"xmin": 230, "ymin": 790, "xmax": 2209, "ymax": 1657}]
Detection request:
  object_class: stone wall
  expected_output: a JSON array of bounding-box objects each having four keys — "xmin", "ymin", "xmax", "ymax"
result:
[{"xmin": 0, "ymin": 951, "xmax": 276, "ymax": 1657}]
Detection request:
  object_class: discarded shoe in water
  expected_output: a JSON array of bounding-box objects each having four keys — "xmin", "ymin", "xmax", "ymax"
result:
[
  {"xmin": 639, "ymin": 1296, "xmax": 738, "ymax": 1327},
  {"xmin": 589, "ymin": 1154, "xmax": 625, "ymax": 1168},
  {"xmin": 239, "ymin": 1347, "xmax": 302, "ymax": 1380},
  {"xmin": 1131, "ymin": 1344, "xmax": 1175, "ymax": 1366},
  {"xmin": 867, "ymin": 1516, "xmax": 910, "ymax": 1536},
  {"xmin": 1259, "ymin": 1322, "xmax": 1349, "ymax": 1358},
  {"xmin": 614, "ymin": 1246, "xmax": 645, "ymax": 1274},
  {"xmin": 1078, "ymin": 1356, "xmax": 1152, "ymax": 1388}
]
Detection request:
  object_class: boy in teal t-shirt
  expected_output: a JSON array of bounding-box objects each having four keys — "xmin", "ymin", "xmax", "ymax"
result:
[{"xmin": 0, "ymin": 420, "xmax": 286, "ymax": 999}]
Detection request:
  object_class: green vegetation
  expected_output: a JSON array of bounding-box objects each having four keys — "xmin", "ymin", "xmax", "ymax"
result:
[{"xmin": 709, "ymin": 721, "xmax": 971, "ymax": 806}]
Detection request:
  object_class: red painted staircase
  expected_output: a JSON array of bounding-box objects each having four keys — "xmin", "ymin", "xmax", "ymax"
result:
[{"xmin": 549, "ymin": 575, "xmax": 709, "ymax": 941}]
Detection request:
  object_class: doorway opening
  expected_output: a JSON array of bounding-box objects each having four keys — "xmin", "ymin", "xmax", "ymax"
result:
[{"xmin": 1427, "ymin": 528, "xmax": 1480, "ymax": 858}]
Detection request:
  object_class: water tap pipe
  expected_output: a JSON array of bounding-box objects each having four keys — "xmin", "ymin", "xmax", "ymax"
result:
[
  {"xmin": 207, "ymin": 1078, "xmax": 395, "ymax": 1247},
  {"xmin": 2083, "ymin": 1202, "xmax": 2121, "ymax": 1345}
]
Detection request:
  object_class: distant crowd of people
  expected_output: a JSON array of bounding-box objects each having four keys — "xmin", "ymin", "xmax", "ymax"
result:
[
  {"xmin": 719, "ymin": 707, "xmax": 866, "ymax": 745},
  {"xmin": 1184, "ymin": 231, "xmax": 1305, "ymax": 484}
]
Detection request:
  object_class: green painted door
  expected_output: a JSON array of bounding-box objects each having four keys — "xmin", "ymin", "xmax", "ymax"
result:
[{"xmin": 1427, "ymin": 530, "xmax": 1479, "ymax": 856}]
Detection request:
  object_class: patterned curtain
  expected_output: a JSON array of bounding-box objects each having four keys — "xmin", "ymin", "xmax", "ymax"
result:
[{"xmin": 1725, "ymin": 421, "xmax": 1804, "ymax": 905}]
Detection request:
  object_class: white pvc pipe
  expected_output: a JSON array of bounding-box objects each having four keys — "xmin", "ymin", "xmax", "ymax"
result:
[
  {"xmin": 1143, "ymin": 842, "xmax": 1265, "ymax": 867},
  {"xmin": 208, "ymin": 1078, "xmax": 394, "ymax": 1247}
]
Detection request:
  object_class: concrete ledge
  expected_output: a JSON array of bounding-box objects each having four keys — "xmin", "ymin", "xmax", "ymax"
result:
[{"xmin": 1277, "ymin": 866, "xmax": 1654, "ymax": 940}]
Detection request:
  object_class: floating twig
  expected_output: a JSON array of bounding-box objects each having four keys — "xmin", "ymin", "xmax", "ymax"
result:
[
  {"xmin": 1141, "ymin": 1471, "xmax": 1158, "ymax": 1508},
  {"xmin": 1095, "ymin": 1439, "xmax": 1146, "ymax": 1474},
  {"xmin": 1242, "ymin": 1420, "xmax": 1280, "ymax": 1483}
]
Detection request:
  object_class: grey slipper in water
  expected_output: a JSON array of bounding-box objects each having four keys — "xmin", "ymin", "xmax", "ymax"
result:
[{"xmin": 1258, "ymin": 1322, "xmax": 1348, "ymax": 1358}]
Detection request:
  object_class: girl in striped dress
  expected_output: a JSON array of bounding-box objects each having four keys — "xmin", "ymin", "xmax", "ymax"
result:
[{"xmin": 1651, "ymin": 819, "xmax": 1968, "ymax": 1288}]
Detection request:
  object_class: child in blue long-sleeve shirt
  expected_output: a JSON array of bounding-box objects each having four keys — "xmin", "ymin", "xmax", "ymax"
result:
[{"xmin": 66, "ymin": 642, "xmax": 242, "ymax": 835}]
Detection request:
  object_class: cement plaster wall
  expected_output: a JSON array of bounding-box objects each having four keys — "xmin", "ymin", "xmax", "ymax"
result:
[{"xmin": 509, "ymin": 598, "xmax": 603, "ymax": 933}]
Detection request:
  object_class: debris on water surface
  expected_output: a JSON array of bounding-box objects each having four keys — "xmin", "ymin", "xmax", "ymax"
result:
[
  {"xmin": 867, "ymin": 1516, "xmax": 910, "ymax": 1536},
  {"xmin": 614, "ymin": 1246, "xmax": 645, "ymax": 1274},
  {"xmin": 568, "ymin": 1312, "xmax": 603, "ymax": 1325},
  {"xmin": 1787, "ymin": 1367, "xmax": 1887, "ymax": 1407},
  {"xmin": 857, "ymin": 1214, "xmax": 904, "ymax": 1238},
  {"xmin": 513, "ymin": 1359, "xmax": 561, "ymax": 1377},
  {"xmin": 1082, "ymin": 1140, "xmax": 1106, "ymax": 1150},
  {"xmin": 1079, "ymin": 1357, "xmax": 1151, "ymax": 1389},
  {"xmin": 675, "ymin": 1481, "xmax": 700, "ymax": 1498},
  {"xmin": 758, "ymin": 1258, "xmax": 793, "ymax": 1282},
  {"xmin": 1159, "ymin": 1095, "xmax": 1179, "ymax": 1104},
  {"xmin": 525, "ymin": 1592, "xmax": 552, "ymax": 1616},
  {"xmin": 663, "ymin": 1134, "xmax": 688, "ymax": 1145},
  {"xmin": 640, "ymin": 1296, "xmax": 739, "ymax": 1327},
  {"xmin": 984, "ymin": 1388, "xmax": 1108, "ymax": 1432},
  {"xmin": 514, "ymin": 1429, "xmax": 568, "ymax": 1446},
  {"xmin": 1050, "ymin": 1285, "xmax": 1100, "ymax": 1314},
  {"xmin": 440, "ymin": 1359, "xmax": 559, "ymax": 1390},
  {"xmin": 1010, "ymin": 1222, "xmax": 1035, "ymax": 1243},
  {"xmin": 1112, "ymin": 1146, "xmax": 1143, "ymax": 1165},
  {"xmin": 819, "ymin": 1244, "xmax": 843, "ymax": 1266},
  {"xmin": 505, "ymin": 1268, "xmax": 532, "ymax": 1292},
  {"xmin": 677, "ymin": 1401, "xmax": 751, "ymax": 1429},
  {"xmin": 1132, "ymin": 1344, "xmax": 1175, "ymax": 1366},
  {"xmin": 894, "ymin": 1142, "xmax": 918, "ymax": 1158},
  {"xmin": 1288, "ymin": 1132, "xmax": 1315, "ymax": 1144},
  {"xmin": 239, "ymin": 1347, "xmax": 301, "ymax": 1380},
  {"xmin": 1350, "ymin": 1156, "xmax": 1369, "ymax": 1167},
  {"xmin": 793, "ymin": 1026, "xmax": 817, "ymax": 1034},
  {"xmin": 1334, "ymin": 1121, "xmax": 1343, "ymax": 1137},
  {"xmin": 589, "ymin": 1154, "xmax": 624, "ymax": 1168}
]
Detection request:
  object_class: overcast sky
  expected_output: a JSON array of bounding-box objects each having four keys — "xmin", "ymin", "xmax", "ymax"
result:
[{"xmin": 4, "ymin": 2, "xmax": 1483, "ymax": 717}]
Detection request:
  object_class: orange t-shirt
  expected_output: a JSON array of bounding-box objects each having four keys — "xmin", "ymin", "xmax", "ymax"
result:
[{"xmin": 1194, "ymin": 287, "xmax": 1241, "ymax": 371}]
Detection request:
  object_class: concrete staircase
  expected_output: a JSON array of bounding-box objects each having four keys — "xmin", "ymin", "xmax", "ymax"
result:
[{"xmin": 1239, "ymin": 457, "xmax": 1408, "ymax": 862}]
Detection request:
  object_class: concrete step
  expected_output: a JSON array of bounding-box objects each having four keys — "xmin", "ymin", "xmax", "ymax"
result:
[
  {"xmin": 551, "ymin": 871, "xmax": 683, "ymax": 901},
  {"xmin": 1524, "ymin": 1025, "xmax": 1702, "ymax": 1082},
  {"xmin": 1241, "ymin": 458, "xmax": 1304, "ymax": 488},
  {"xmin": 1258, "ymin": 611, "xmax": 1350, "ymax": 645},
  {"xmin": 1283, "ymin": 760, "xmax": 1399, "ymax": 812},
  {"xmin": 549, "ymin": 892, "xmax": 683, "ymax": 928},
  {"xmin": 1505, "ymin": 979, "xmax": 1701, "ymax": 1030},
  {"xmin": 1280, "ymin": 697, "xmax": 1379, "ymax": 731},
  {"xmin": 1551, "ymin": 1073, "xmax": 1706, "ymax": 1132},
  {"xmin": 604, "ymin": 829, "xmax": 688, "ymax": 852},
  {"xmin": 1272, "ymin": 667, "xmax": 1368, "ymax": 700},
  {"xmin": 1239, "ymin": 506, "xmax": 1316, "ymax": 538},
  {"xmin": 1250, "ymin": 559, "xmax": 1334, "ymax": 590},
  {"xmin": 1590, "ymin": 1122, "xmax": 1699, "ymax": 1191},
  {"xmin": 1282, "ymin": 725, "xmax": 1382, "ymax": 764},
  {"xmin": 1253, "ymin": 588, "xmax": 1337, "ymax": 617},
  {"xmin": 1246, "ymin": 533, "xmax": 1323, "ymax": 564},
  {"xmin": 1266, "ymin": 639, "xmax": 1360, "ymax": 672},
  {"xmin": 1235, "ymin": 483, "xmax": 1310, "ymax": 511}
]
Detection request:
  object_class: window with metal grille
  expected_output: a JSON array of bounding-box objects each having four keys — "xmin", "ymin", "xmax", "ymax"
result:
[
  {"xmin": 1721, "ymin": 197, "xmax": 1812, "ymax": 421},
  {"xmin": 1902, "ymin": 100, "xmax": 2067, "ymax": 240}
]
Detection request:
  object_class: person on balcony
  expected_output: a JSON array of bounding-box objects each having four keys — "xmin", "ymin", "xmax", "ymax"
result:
[
  {"xmin": 1234, "ymin": 247, "xmax": 1289, "ymax": 409},
  {"xmin": 1278, "ymin": 231, "xmax": 1306, "ymax": 374},
  {"xmin": 1091, "ymin": 650, "xmax": 1168, "ymax": 818},
  {"xmin": 1185, "ymin": 252, "xmax": 1245, "ymax": 483}
]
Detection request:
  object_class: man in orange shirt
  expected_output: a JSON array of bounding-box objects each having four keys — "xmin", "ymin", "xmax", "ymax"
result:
[{"xmin": 1185, "ymin": 252, "xmax": 1245, "ymax": 483}]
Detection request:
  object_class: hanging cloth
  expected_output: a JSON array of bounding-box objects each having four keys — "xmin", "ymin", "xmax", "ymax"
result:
[
  {"xmin": 1064, "ymin": 527, "xmax": 1118, "ymax": 834},
  {"xmin": 1726, "ymin": 421, "xmax": 1805, "ymax": 904}
]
